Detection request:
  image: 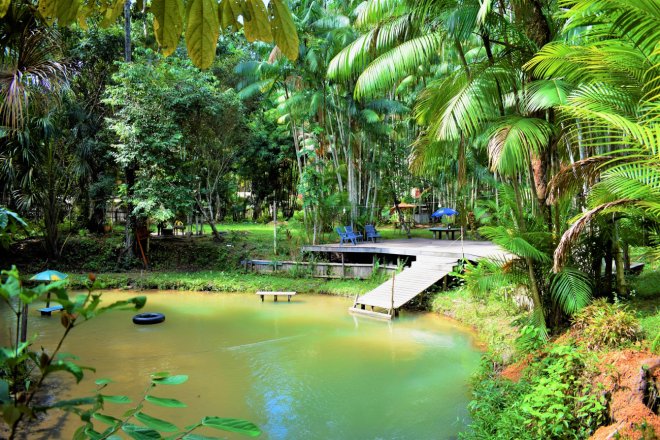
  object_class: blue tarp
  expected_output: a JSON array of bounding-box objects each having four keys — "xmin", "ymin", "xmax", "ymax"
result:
[{"xmin": 431, "ymin": 207, "xmax": 458, "ymax": 218}]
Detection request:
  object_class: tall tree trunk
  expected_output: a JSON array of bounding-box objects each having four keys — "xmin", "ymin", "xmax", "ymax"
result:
[
  {"xmin": 613, "ymin": 222, "xmax": 627, "ymax": 294},
  {"xmin": 124, "ymin": 0, "xmax": 131, "ymax": 62}
]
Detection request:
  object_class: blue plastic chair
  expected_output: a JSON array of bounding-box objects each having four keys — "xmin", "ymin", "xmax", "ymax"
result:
[
  {"xmin": 335, "ymin": 227, "xmax": 355, "ymax": 245},
  {"xmin": 344, "ymin": 226, "xmax": 363, "ymax": 243},
  {"xmin": 365, "ymin": 224, "xmax": 382, "ymax": 242}
]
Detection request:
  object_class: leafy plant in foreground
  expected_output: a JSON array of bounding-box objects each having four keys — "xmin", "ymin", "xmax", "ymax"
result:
[
  {"xmin": 0, "ymin": 268, "xmax": 262, "ymax": 439},
  {"xmin": 70, "ymin": 373, "xmax": 260, "ymax": 439},
  {"xmin": 0, "ymin": 268, "xmax": 146, "ymax": 438}
]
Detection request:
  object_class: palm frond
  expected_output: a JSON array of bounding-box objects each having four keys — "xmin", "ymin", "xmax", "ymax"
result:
[
  {"xmin": 354, "ymin": 33, "xmax": 442, "ymax": 100},
  {"xmin": 487, "ymin": 116, "xmax": 554, "ymax": 176},
  {"xmin": 327, "ymin": 14, "xmax": 415, "ymax": 82},
  {"xmin": 549, "ymin": 267, "xmax": 593, "ymax": 315},
  {"xmin": 546, "ymin": 156, "xmax": 609, "ymax": 204},
  {"xmin": 480, "ymin": 225, "xmax": 551, "ymax": 263},
  {"xmin": 553, "ymin": 199, "xmax": 634, "ymax": 272},
  {"xmin": 355, "ymin": 0, "xmax": 406, "ymax": 29},
  {"xmin": 524, "ymin": 79, "xmax": 571, "ymax": 113}
]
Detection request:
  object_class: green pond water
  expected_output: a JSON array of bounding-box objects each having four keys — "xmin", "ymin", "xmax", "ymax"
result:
[{"xmin": 2, "ymin": 291, "xmax": 482, "ymax": 439}]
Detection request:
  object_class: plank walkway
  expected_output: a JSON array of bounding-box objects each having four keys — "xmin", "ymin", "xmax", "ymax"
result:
[
  {"xmin": 303, "ymin": 238, "xmax": 509, "ymax": 261},
  {"xmin": 349, "ymin": 256, "xmax": 457, "ymax": 319}
]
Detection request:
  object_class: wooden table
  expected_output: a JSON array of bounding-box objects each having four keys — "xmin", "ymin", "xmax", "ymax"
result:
[
  {"xmin": 429, "ymin": 227, "xmax": 461, "ymax": 240},
  {"xmin": 256, "ymin": 291, "xmax": 297, "ymax": 302}
]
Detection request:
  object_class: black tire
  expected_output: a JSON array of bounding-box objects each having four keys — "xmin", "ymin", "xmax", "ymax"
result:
[{"xmin": 132, "ymin": 312, "xmax": 165, "ymax": 325}]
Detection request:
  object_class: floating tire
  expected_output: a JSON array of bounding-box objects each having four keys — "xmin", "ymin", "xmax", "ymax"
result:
[{"xmin": 132, "ymin": 312, "xmax": 165, "ymax": 325}]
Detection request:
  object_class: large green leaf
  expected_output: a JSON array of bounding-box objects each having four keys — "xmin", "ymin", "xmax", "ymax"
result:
[
  {"xmin": 201, "ymin": 417, "xmax": 261, "ymax": 437},
  {"xmin": 93, "ymin": 412, "xmax": 121, "ymax": 426},
  {"xmin": 223, "ymin": 0, "xmax": 246, "ymax": 30},
  {"xmin": 269, "ymin": 0, "xmax": 299, "ymax": 61},
  {"xmin": 151, "ymin": 374, "xmax": 188, "ymax": 385},
  {"xmin": 37, "ymin": 0, "xmax": 57, "ymax": 23},
  {"xmin": 152, "ymin": 0, "xmax": 184, "ymax": 57},
  {"xmin": 244, "ymin": 0, "xmax": 272, "ymax": 43},
  {"xmin": 135, "ymin": 411, "xmax": 178, "ymax": 432},
  {"xmin": 56, "ymin": 0, "xmax": 80, "ymax": 26},
  {"xmin": 219, "ymin": 0, "xmax": 241, "ymax": 30},
  {"xmin": 549, "ymin": 268, "xmax": 592, "ymax": 315},
  {"xmin": 145, "ymin": 395, "xmax": 187, "ymax": 408},
  {"xmin": 186, "ymin": 0, "xmax": 220, "ymax": 69},
  {"xmin": 102, "ymin": 394, "xmax": 132, "ymax": 404},
  {"xmin": 121, "ymin": 423, "xmax": 161, "ymax": 440},
  {"xmin": 101, "ymin": 0, "xmax": 125, "ymax": 27},
  {"xmin": 0, "ymin": 0, "xmax": 10, "ymax": 18}
]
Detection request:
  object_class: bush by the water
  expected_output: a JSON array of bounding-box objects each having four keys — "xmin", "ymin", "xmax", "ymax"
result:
[
  {"xmin": 463, "ymin": 344, "xmax": 608, "ymax": 440},
  {"xmin": 0, "ymin": 233, "xmax": 247, "ymax": 273},
  {"xmin": 572, "ymin": 299, "xmax": 642, "ymax": 350}
]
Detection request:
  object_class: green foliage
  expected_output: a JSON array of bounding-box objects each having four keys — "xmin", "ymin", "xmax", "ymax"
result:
[
  {"xmin": 520, "ymin": 345, "xmax": 607, "ymax": 439},
  {"xmin": 0, "ymin": 267, "xmax": 145, "ymax": 436},
  {"xmin": 432, "ymin": 287, "xmax": 525, "ymax": 362},
  {"xmin": 70, "ymin": 373, "xmax": 260, "ymax": 439},
  {"xmin": 572, "ymin": 299, "xmax": 643, "ymax": 350},
  {"xmin": 0, "ymin": 207, "xmax": 26, "ymax": 249},
  {"xmin": 463, "ymin": 344, "xmax": 608, "ymax": 440},
  {"xmin": 32, "ymin": 0, "xmax": 299, "ymax": 68},
  {"xmin": 549, "ymin": 267, "xmax": 593, "ymax": 315}
]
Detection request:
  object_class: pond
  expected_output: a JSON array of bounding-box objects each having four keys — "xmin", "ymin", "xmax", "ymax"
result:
[{"xmin": 2, "ymin": 291, "xmax": 483, "ymax": 439}]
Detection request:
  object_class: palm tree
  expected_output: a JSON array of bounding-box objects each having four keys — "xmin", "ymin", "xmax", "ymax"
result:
[{"xmin": 527, "ymin": 0, "xmax": 660, "ymax": 281}]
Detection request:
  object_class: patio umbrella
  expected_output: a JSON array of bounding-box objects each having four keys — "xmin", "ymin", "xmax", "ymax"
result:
[
  {"xmin": 431, "ymin": 207, "xmax": 459, "ymax": 218},
  {"xmin": 30, "ymin": 270, "xmax": 68, "ymax": 282},
  {"xmin": 389, "ymin": 202, "xmax": 417, "ymax": 214},
  {"xmin": 31, "ymin": 270, "xmax": 68, "ymax": 307}
]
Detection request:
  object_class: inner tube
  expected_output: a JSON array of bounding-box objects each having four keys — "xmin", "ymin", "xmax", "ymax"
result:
[{"xmin": 133, "ymin": 312, "xmax": 165, "ymax": 325}]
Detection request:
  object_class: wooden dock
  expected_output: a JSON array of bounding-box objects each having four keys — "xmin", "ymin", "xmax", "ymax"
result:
[
  {"xmin": 302, "ymin": 238, "xmax": 510, "ymax": 320},
  {"xmin": 349, "ymin": 256, "xmax": 458, "ymax": 319},
  {"xmin": 256, "ymin": 291, "xmax": 297, "ymax": 302},
  {"xmin": 302, "ymin": 238, "xmax": 508, "ymax": 262}
]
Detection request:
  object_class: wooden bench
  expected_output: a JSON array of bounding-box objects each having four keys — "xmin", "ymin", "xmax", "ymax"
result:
[
  {"xmin": 39, "ymin": 305, "xmax": 64, "ymax": 316},
  {"xmin": 256, "ymin": 291, "xmax": 297, "ymax": 302}
]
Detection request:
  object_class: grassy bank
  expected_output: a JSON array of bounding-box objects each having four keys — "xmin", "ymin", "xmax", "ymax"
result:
[
  {"xmin": 67, "ymin": 271, "xmax": 383, "ymax": 297},
  {"xmin": 432, "ymin": 288, "xmax": 526, "ymax": 362}
]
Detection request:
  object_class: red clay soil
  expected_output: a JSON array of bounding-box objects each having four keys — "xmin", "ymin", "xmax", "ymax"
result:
[
  {"xmin": 500, "ymin": 354, "xmax": 533, "ymax": 382},
  {"xmin": 590, "ymin": 350, "xmax": 660, "ymax": 440}
]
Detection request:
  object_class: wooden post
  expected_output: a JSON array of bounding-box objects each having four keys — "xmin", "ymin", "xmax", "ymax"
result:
[
  {"xmin": 341, "ymin": 253, "xmax": 345, "ymax": 278},
  {"xmin": 390, "ymin": 270, "xmax": 395, "ymax": 317},
  {"xmin": 20, "ymin": 303, "xmax": 28, "ymax": 343},
  {"xmin": 273, "ymin": 200, "xmax": 277, "ymax": 256}
]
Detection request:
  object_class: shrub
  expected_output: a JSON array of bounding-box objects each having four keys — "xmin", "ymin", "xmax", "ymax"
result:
[
  {"xmin": 572, "ymin": 299, "xmax": 643, "ymax": 350},
  {"xmin": 520, "ymin": 345, "xmax": 608, "ymax": 439},
  {"xmin": 462, "ymin": 344, "xmax": 609, "ymax": 440}
]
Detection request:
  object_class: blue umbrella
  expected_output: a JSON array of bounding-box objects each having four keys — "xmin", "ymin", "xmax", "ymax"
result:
[
  {"xmin": 30, "ymin": 270, "xmax": 68, "ymax": 282},
  {"xmin": 431, "ymin": 207, "xmax": 459, "ymax": 218},
  {"xmin": 31, "ymin": 270, "xmax": 68, "ymax": 308}
]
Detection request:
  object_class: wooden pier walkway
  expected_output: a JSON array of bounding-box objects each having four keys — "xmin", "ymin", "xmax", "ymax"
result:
[{"xmin": 349, "ymin": 256, "xmax": 458, "ymax": 320}]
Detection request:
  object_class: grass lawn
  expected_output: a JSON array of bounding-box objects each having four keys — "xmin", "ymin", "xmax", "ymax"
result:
[
  {"xmin": 627, "ymin": 269, "xmax": 660, "ymax": 343},
  {"xmin": 68, "ymin": 270, "xmax": 383, "ymax": 296}
]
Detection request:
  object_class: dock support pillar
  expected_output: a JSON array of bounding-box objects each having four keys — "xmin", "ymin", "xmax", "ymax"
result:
[{"xmin": 341, "ymin": 253, "xmax": 345, "ymax": 278}]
